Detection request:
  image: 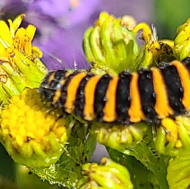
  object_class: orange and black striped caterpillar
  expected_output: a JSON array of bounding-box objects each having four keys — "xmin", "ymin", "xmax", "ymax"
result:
[{"xmin": 39, "ymin": 57, "xmax": 190, "ymax": 124}]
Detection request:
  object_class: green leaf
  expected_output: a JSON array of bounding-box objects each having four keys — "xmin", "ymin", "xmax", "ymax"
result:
[
  {"xmin": 167, "ymin": 152, "xmax": 190, "ymax": 189},
  {"xmin": 31, "ymin": 120, "xmax": 96, "ymax": 188},
  {"xmin": 155, "ymin": 0, "xmax": 190, "ymax": 39},
  {"xmin": 108, "ymin": 148, "xmax": 158, "ymax": 189},
  {"xmin": 107, "ymin": 138, "xmax": 170, "ymax": 189}
]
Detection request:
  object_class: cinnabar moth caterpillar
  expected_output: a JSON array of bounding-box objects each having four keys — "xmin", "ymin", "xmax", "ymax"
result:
[{"xmin": 39, "ymin": 57, "xmax": 190, "ymax": 124}]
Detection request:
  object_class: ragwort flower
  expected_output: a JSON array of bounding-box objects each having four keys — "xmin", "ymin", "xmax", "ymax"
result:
[
  {"xmin": 0, "ymin": 13, "xmax": 42, "ymax": 62},
  {"xmin": 0, "ymin": 88, "xmax": 68, "ymax": 167},
  {"xmin": 0, "ymin": 14, "xmax": 95, "ymax": 187},
  {"xmin": 0, "ymin": 14, "xmax": 47, "ymax": 103}
]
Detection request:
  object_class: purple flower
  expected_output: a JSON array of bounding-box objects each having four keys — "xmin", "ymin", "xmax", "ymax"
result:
[
  {"xmin": 30, "ymin": 0, "xmax": 100, "ymax": 28},
  {"xmin": 37, "ymin": 26, "xmax": 90, "ymax": 70},
  {"xmin": 27, "ymin": 0, "xmax": 101, "ymax": 70},
  {"xmin": 30, "ymin": 0, "xmax": 70, "ymax": 20}
]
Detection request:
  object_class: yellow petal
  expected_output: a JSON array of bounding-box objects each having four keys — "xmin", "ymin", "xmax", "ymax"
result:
[
  {"xmin": 26, "ymin": 25, "xmax": 36, "ymax": 40},
  {"xmin": 161, "ymin": 118, "xmax": 178, "ymax": 141},
  {"xmin": 8, "ymin": 14, "xmax": 25, "ymax": 37},
  {"xmin": 15, "ymin": 28, "xmax": 26, "ymax": 51},
  {"xmin": 32, "ymin": 46, "xmax": 43, "ymax": 58},
  {"xmin": 0, "ymin": 42, "xmax": 9, "ymax": 62},
  {"xmin": 24, "ymin": 25, "xmax": 36, "ymax": 55},
  {"xmin": 0, "ymin": 21, "xmax": 12, "ymax": 47}
]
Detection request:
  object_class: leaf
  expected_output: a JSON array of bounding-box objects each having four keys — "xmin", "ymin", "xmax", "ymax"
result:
[
  {"xmin": 167, "ymin": 152, "xmax": 190, "ymax": 189},
  {"xmin": 107, "ymin": 139, "xmax": 170, "ymax": 189},
  {"xmin": 108, "ymin": 148, "xmax": 158, "ymax": 189},
  {"xmin": 31, "ymin": 120, "xmax": 96, "ymax": 189}
]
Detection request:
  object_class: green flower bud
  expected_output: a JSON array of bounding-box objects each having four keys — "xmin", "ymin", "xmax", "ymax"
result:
[
  {"xmin": 0, "ymin": 88, "xmax": 68, "ymax": 167},
  {"xmin": 83, "ymin": 12, "xmax": 139, "ymax": 74},
  {"xmin": 174, "ymin": 18, "xmax": 190, "ymax": 60},
  {"xmin": 167, "ymin": 153, "xmax": 190, "ymax": 189},
  {"xmin": 80, "ymin": 157, "xmax": 133, "ymax": 189},
  {"xmin": 154, "ymin": 116, "xmax": 190, "ymax": 156},
  {"xmin": 93, "ymin": 122, "xmax": 149, "ymax": 152}
]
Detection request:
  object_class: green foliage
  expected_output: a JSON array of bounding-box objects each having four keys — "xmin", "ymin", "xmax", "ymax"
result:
[
  {"xmin": 155, "ymin": 0, "xmax": 190, "ymax": 39},
  {"xmin": 167, "ymin": 152, "xmax": 190, "ymax": 189},
  {"xmin": 31, "ymin": 120, "xmax": 96, "ymax": 188},
  {"xmin": 108, "ymin": 139, "xmax": 170, "ymax": 189}
]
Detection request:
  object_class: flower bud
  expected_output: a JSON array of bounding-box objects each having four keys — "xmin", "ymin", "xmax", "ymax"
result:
[
  {"xmin": 83, "ymin": 12, "xmax": 139, "ymax": 74},
  {"xmin": 93, "ymin": 122, "xmax": 149, "ymax": 152},
  {"xmin": 167, "ymin": 153, "xmax": 190, "ymax": 189},
  {"xmin": 80, "ymin": 157, "xmax": 133, "ymax": 189},
  {"xmin": 174, "ymin": 18, "xmax": 190, "ymax": 60},
  {"xmin": 0, "ymin": 88, "xmax": 68, "ymax": 167},
  {"xmin": 154, "ymin": 116, "xmax": 190, "ymax": 156}
]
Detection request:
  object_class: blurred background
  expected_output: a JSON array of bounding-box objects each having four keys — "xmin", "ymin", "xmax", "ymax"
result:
[{"xmin": 0, "ymin": 0, "xmax": 190, "ymax": 188}]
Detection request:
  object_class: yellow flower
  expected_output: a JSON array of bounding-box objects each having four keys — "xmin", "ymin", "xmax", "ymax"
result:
[
  {"xmin": 0, "ymin": 14, "xmax": 42, "ymax": 63},
  {"xmin": 0, "ymin": 88, "xmax": 68, "ymax": 167},
  {"xmin": 0, "ymin": 15, "xmax": 47, "ymax": 103}
]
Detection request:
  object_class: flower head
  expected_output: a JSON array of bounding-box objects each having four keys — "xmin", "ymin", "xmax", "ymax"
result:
[
  {"xmin": 0, "ymin": 88, "xmax": 68, "ymax": 167},
  {"xmin": 79, "ymin": 157, "xmax": 133, "ymax": 189},
  {"xmin": 174, "ymin": 18, "xmax": 190, "ymax": 60},
  {"xmin": 83, "ymin": 12, "xmax": 139, "ymax": 75},
  {"xmin": 94, "ymin": 122, "xmax": 149, "ymax": 152},
  {"xmin": 0, "ymin": 15, "xmax": 47, "ymax": 104},
  {"xmin": 0, "ymin": 14, "xmax": 42, "ymax": 63}
]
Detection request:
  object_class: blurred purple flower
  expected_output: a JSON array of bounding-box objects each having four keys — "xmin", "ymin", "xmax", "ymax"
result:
[
  {"xmin": 28, "ymin": 0, "xmax": 101, "ymax": 70},
  {"xmin": 0, "ymin": 0, "xmax": 154, "ymax": 70},
  {"xmin": 30, "ymin": 0, "xmax": 100, "ymax": 28}
]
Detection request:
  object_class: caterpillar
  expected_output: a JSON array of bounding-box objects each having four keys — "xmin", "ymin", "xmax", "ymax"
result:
[{"xmin": 39, "ymin": 57, "xmax": 190, "ymax": 124}]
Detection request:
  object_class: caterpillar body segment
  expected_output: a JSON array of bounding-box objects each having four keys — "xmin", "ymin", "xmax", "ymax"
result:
[{"xmin": 39, "ymin": 57, "xmax": 190, "ymax": 124}]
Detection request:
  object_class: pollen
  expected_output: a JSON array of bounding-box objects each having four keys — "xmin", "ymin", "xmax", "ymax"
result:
[{"xmin": 0, "ymin": 88, "xmax": 68, "ymax": 167}]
